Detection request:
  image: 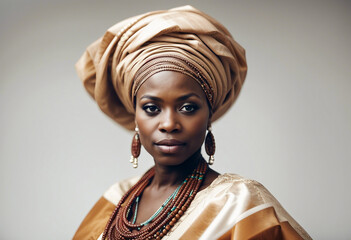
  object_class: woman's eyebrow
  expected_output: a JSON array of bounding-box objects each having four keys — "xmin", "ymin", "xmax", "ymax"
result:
[
  {"xmin": 140, "ymin": 93, "xmax": 201, "ymax": 102},
  {"xmin": 140, "ymin": 95, "xmax": 163, "ymax": 101},
  {"xmin": 177, "ymin": 93, "xmax": 201, "ymax": 101}
]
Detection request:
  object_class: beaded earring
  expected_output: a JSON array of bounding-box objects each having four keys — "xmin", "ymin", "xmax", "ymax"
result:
[
  {"xmin": 205, "ymin": 125, "xmax": 215, "ymax": 165},
  {"xmin": 130, "ymin": 126, "xmax": 141, "ymax": 168}
]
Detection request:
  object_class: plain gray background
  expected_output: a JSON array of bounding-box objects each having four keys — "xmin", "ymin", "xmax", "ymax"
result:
[{"xmin": 1, "ymin": 0, "xmax": 350, "ymax": 239}]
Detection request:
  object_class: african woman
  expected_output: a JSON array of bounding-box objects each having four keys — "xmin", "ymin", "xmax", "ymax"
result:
[{"xmin": 73, "ymin": 5, "xmax": 311, "ymax": 240}]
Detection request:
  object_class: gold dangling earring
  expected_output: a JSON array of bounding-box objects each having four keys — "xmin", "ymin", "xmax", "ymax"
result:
[
  {"xmin": 205, "ymin": 125, "xmax": 215, "ymax": 165},
  {"xmin": 130, "ymin": 126, "xmax": 141, "ymax": 168}
]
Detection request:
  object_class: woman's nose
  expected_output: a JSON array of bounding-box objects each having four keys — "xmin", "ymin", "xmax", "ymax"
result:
[{"xmin": 158, "ymin": 109, "xmax": 181, "ymax": 133}]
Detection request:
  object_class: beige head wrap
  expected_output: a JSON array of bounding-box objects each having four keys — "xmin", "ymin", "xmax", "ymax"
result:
[{"xmin": 76, "ymin": 5, "xmax": 247, "ymax": 130}]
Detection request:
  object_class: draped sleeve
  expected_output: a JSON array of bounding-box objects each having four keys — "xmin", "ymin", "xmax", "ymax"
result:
[
  {"xmin": 73, "ymin": 174, "xmax": 311, "ymax": 240},
  {"xmin": 72, "ymin": 176, "xmax": 141, "ymax": 240},
  {"xmin": 171, "ymin": 174, "xmax": 312, "ymax": 240}
]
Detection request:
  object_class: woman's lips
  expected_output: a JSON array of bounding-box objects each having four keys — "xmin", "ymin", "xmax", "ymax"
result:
[{"xmin": 155, "ymin": 139, "xmax": 186, "ymax": 154}]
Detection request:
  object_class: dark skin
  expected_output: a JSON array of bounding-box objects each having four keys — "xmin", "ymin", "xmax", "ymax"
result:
[{"xmin": 134, "ymin": 71, "xmax": 219, "ymax": 224}]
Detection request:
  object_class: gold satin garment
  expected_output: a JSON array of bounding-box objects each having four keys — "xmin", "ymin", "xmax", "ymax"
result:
[{"xmin": 73, "ymin": 174, "xmax": 311, "ymax": 240}]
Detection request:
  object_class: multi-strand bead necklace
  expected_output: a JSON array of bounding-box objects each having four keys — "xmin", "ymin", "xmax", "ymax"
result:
[{"xmin": 102, "ymin": 158, "xmax": 208, "ymax": 240}]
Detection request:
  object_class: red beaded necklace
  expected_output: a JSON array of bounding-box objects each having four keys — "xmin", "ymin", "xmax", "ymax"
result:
[{"xmin": 102, "ymin": 158, "xmax": 208, "ymax": 240}]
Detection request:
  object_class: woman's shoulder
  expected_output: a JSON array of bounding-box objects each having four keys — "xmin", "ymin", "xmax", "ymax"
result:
[
  {"xmin": 103, "ymin": 175, "xmax": 141, "ymax": 205},
  {"xmin": 211, "ymin": 172, "xmax": 259, "ymax": 184},
  {"xmin": 212, "ymin": 172, "xmax": 263, "ymax": 185},
  {"xmin": 204, "ymin": 173, "xmax": 291, "ymax": 211},
  {"xmin": 73, "ymin": 175, "xmax": 143, "ymax": 239},
  {"xmin": 198, "ymin": 173, "xmax": 291, "ymax": 222},
  {"xmin": 188, "ymin": 173, "xmax": 312, "ymax": 239},
  {"xmin": 177, "ymin": 173, "xmax": 312, "ymax": 240},
  {"xmin": 205, "ymin": 173, "xmax": 270, "ymax": 196},
  {"xmin": 73, "ymin": 176, "xmax": 142, "ymax": 240}
]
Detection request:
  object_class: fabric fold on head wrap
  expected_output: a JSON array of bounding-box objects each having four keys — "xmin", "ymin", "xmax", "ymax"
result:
[{"xmin": 76, "ymin": 5, "xmax": 247, "ymax": 130}]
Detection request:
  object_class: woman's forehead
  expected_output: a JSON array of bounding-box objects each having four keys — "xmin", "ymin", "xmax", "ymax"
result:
[{"xmin": 136, "ymin": 71, "xmax": 207, "ymax": 99}]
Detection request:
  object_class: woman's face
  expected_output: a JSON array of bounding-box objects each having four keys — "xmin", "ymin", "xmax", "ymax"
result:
[{"xmin": 135, "ymin": 71, "xmax": 210, "ymax": 166}]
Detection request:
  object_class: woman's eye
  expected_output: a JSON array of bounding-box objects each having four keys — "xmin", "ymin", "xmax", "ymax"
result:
[
  {"xmin": 180, "ymin": 104, "xmax": 198, "ymax": 113},
  {"xmin": 142, "ymin": 104, "xmax": 160, "ymax": 114}
]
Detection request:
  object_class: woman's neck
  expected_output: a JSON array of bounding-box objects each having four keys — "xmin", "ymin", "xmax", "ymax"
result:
[{"xmin": 150, "ymin": 151, "xmax": 203, "ymax": 189}]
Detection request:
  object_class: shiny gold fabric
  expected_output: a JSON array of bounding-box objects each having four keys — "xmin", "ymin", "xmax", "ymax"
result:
[
  {"xmin": 73, "ymin": 174, "xmax": 312, "ymax": 240},
  {"xmin": 75, "ymin": 5, "xmax": 247, "ymax": 130},
  {"xmin": 73, "ymin": 197, "xmax": 116, "ymax": 240}
]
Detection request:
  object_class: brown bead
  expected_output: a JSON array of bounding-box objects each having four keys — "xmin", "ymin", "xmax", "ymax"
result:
[
  {"xmin": 160, "ymin": 233, "xmax": 164, "ymax": 237},
  {"xmin": 163, "ymin": 229, "xmax": 167, "ymax": 234},
  {"xmin": 176, "ymin": 214, "xmax": 180, "ymax": 219},
  {"xmin": 156, "ymin": 237, "xmax": 160, "ymax": 240},
  {"xmin": 169, "ymin": 220, "xmax": 175, "ymax": 226},
  {"xmin": 156, "ymin": 232, "xmax": 160, "ymax": 236},
  {"xmin": 181, "ymin": 206, "xmax": 186, "ymax": 211},
  {"xmin": 178, "ymin": 210, "xmax": 183, "ymax": 215},
  {"xmin": 166, "ymin": 225, "xmax": 171, "ymax": 230}
]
